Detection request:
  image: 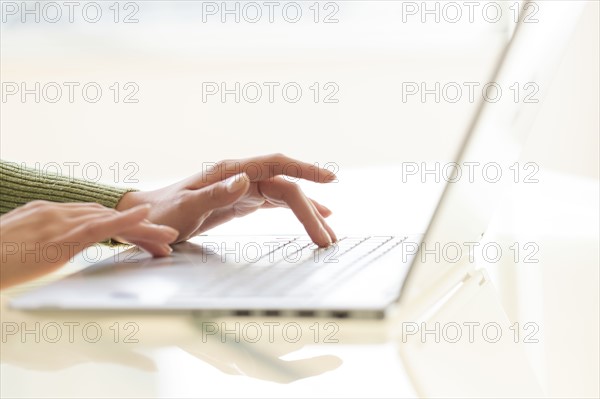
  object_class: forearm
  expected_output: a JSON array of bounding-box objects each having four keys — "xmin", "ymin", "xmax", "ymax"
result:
[{"xmin": 0, "ymin": 160, "xmax": 134, "ymax": 215}]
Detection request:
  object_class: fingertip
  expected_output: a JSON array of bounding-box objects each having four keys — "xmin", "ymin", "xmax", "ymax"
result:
[
  {"xmin": 147, "ymin": 244, "xmax": 173, "ymax": 258},
  {"xmin": 161, "ymin": 244, "xmax": 174, "ymax": 256},
  {"xmin": 329, "ymin": 231, "xmax": 338, "ymax": 243},
  {"xmin": 317, "ymin": 225, "xmax": 333, "ymax": 248},
  {"xmin": 320, "ymin": 207, "xmax": 333, "ymax": 218},
  {"xmin": 160, "ymin": 225, "xmax": 180, "ymax": 243},
  {"xmin": 323, "ymin": 170, "xmax": 337, "ymax": 183}
]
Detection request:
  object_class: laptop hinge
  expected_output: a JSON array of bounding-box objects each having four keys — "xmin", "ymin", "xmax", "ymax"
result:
[{"xmin": 396, "ymin": 261, "xmax": 479, "ymax": 322}]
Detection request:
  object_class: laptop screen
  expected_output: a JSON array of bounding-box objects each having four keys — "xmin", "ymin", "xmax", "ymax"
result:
[{"xmin": 400, "ymin": 0, "xmax": 586, "ymax": 303}]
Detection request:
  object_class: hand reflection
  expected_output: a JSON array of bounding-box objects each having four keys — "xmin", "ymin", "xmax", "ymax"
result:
[
  {"xmin": 181, "ymin": 317, "xmax": 343, "ymax": 383},
  {"xmin": 0, "ymin": 296, "xmax": 342, "ymax": 384}
]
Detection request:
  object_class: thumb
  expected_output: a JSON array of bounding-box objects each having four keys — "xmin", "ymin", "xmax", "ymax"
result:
[{"xmin": 191, "ymin": 172, "xmax": 250, "ymax": 211}]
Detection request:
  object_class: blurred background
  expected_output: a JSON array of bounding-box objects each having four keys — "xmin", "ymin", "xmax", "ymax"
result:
[
  {"xmin": 2, "ymin": 1, "xmax": 596, "ymax": 182},
  {"xmin": 1, "ymin": 1, "xmax": 598, "ymax": 397}
]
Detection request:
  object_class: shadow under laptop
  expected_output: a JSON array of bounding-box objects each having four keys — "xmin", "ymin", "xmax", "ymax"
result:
[{"xmin": 0, "ymin": 295, "xmax": 344, "ymax": 384}]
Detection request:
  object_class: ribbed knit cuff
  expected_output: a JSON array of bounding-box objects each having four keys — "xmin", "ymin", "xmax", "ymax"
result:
[{"xmin": 0, "ymin": 160, "xmax": 136, "ymax": 215}]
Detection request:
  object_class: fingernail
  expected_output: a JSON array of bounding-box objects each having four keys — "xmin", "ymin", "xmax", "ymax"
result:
[{"xmin": 224, "ymin": 173, "xmax": 249, "ymax": 193}]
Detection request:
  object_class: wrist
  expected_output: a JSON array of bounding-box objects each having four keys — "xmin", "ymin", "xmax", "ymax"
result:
[{"xmin": 115, "ymin": 190, "xmax": 142, "ymax": 212}]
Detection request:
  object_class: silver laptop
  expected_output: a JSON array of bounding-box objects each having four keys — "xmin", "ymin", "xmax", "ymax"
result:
[{"xmin": 11, "ymin": 1, "xmax": 584, "ymax": 318}]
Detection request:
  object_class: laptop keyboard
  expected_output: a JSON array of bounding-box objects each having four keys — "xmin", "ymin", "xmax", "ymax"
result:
[{"xmin": 172, "ymin": 235, "xmax": 408, "ymax": 299}]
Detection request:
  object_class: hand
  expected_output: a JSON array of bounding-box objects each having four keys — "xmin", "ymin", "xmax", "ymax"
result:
[
  {"xmin": 0, "ymin": 201, "xmax": 179, "ymax": 289},
  {"xmin": 116, "ymin": 154, "xmax": 338, "ymax": 247}
]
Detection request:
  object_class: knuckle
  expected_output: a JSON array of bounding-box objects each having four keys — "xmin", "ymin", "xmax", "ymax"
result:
[
  {"xmin": 279, "ymin": 181, "xmax": 301, "ymax": 200},
  {"xmin": 271, "ymin": 152, "xmax": 287, "ymax": 162},
  {"xmin": 206, "ymin": 186, "xmax": 221, "ymax": 203},
  {"xmin": 206, "ymin": 187, "xmax": 219, "ymax": 204},
  {"xmin": 286, "ymin": 181, "xmax": 301, "ymax": 193},
  {"xmin": 25, "ymin": 200, "xmax": 50, "ymax": 209},
  {"xmin": 215, "ymin": 159, "xmax": 233, "ymax": 178},
  {"xmin": 83, "ymin": 220, "xmax": 103, "ymax": 236},
  {"xmin": 215, "ymin": 160, "xmax": 226, "ymax": 169},
  {"xmin": 216, "ymin": 159, "xmax": 231, "ymax": 170},
  {"xmin": 39, "ymin": 204, "xmax": 60, "ymax": 217}
]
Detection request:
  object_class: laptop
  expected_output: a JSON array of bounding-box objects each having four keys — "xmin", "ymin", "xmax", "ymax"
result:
[{"xmin": 10, "ymin": 1, "xmax": 584, "ymax": 318}]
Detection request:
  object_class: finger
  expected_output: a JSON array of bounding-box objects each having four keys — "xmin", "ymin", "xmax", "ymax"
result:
[
  {"xmin": 259, "ymin": 178, "xmax": 332, "ymax": 247},
  {"xmin": 2, "ymin": 201, "xmax": 107, "ymax": 224},
  {"xmin": 310, "ymin": 201, "xmax": 337, "ymax": 242},
  {"xmin": 115, "ymin": 222, "xmax": 179, "ymax": 245},
  {"xmin": 68, "ymin": 208, "xmax": 121, "ymax": 226},
  {"xmin": 49, "ymin": 205, "xmax": 153, "ymax": 265},
  {"xmin": 259, "ymin": 197, "xmax": 332, "ymax": 218},
  {"xmin": 59, "ymin": 204, "xmax": 152, "ymax": 248},
  {"xmin": 189, "ymin": 154, "xmax": 337, "ymax": 187},
  {"xmin": 127, "ymin": 240, "xmax": 173, "ymax": 257},
  {"xmin": 309, "ymin": 198, "xmax": 333, "ymax": 218},
  {"xmin": 62, "ymin": 203, "xmax": 110, "ymax": 219},
  {"xmin": 66, "ymin": 210, "xmax": 178, "ymax": 248},
  {"xmin": 188, "ymin": 172, "xmax": 250, "ymax": 213},
  {"xmin": 53, "ymin": 202, "xmax": 107, "ymax": 211}
]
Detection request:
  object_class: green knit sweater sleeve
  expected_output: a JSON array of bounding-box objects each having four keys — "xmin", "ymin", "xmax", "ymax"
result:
[{"xmin": 0, "ymin": 160, "xmax": 135, "ymax": 215}]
